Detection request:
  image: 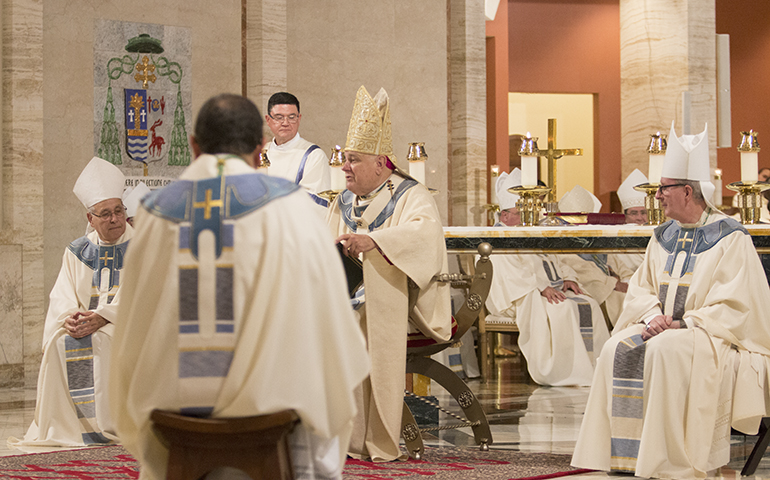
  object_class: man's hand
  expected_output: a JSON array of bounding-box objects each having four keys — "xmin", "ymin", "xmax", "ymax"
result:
[
  {"xmin": 541, "ymin": 286, "xmax": 566, "ymax": 304},
  {"xmin": 336, "ymin": 233, "xmax": 377, "ymax": 258},
  {"xmin": 64, "ymin": 311, "xmax": 109, "ymax": 339},
  {"xmin": 641, "ymin": 314, "xmax": 679, "ymax": 341},
  {"xmin": 563, "ymin": 280, "xmax": 584, "ymax": 295},
  {"xmin": 614, "ymin": 281, "xmax": 629, "ymax": 293}
]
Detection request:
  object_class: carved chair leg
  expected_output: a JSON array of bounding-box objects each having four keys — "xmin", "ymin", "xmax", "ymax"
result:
[
  {"xmin": 407, "ymin": 355, "xmax": 493, "ymax": 450},
  {"xmin": 401, "ymin": 401, "xmax": 424, "ymax": 460}
]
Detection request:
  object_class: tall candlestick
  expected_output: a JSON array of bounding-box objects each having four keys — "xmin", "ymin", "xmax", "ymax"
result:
[
  {"xmin": 329, "ymin": 145, "xmax": 346, "ymax": 191},
  {"xmin": 407, "ymin": 142, "xmax": 428, "ymax": 184},
  {"xmin": 490, "ymin": 165, "xmax": 500, "ymax": 204},
  {"xmin": 519, "ymin": 132, "xmax": 539, "ymax": 187},
  {"xmin": 714, "ymin": 168, "xmax": 723, "ymax": 206},
  {"xmin": 739, "ymin": 130, "xmax": 760, "ymax": 182},
  {"xmin": 647, "ymin": 132, "xmax": 667, "ymax": 184}
]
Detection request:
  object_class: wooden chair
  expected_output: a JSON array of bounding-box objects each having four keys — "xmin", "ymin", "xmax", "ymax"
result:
[
  {"xmin": 151, "ymin": 409, "xmax": 300, "ymax": 480},
  {"xmin": 401, "ymin": 243, "xmax": 494, "ymax": 459},
  {"xmin": 733, "ymin": 418, "xmax": 770, "ymax": 475}
]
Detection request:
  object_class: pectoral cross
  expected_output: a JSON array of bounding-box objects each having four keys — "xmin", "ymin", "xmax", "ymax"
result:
[
  {"xmin": 134, "ymin": 56, "xmax": 157, "ymax": 89},
  {"xmin": 193, "ymin": 189, "xmax": 224, "ymax": 220},
  {"xmin": 677, "ymin": 232, "xmax": 693, "ymax": 250},
  {"xmin": 541, "ymin": 118, "xmax": 583, "ymax": 204}
]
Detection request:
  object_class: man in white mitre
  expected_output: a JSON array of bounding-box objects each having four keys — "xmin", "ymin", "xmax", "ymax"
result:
[
  {"xmin": 572, "ymin": 123, "xmax": 770, "ymax": 479},
  {"xmin": 264, "ymin": 91, "xmax": 331, "ymax": 212},
  {"xmin": 122, "ymin": 181, "xmax": 150, "ymax": 227},
  {"xmin": 485, "ymin": 169, "xmax": 610, "ymax": 386},
  {"xmin": 559, "ymin": 186, "xmax": 633, "ymax": 326},
  {"xmin": 327, "ymin": 86, "xmax": 451, "ymax": 462},
  {"xmin": 111, "ymin": 94, "xmax": 369, "ymax": 480},
  {"xmin": 10, "ymin": 157, "xmax": 131, "ymax": 447},
  {"xmin": 606, "ymin": 169, "xmax": 649, "ymax": 281}
]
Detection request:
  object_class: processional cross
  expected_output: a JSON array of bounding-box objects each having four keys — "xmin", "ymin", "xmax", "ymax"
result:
[{"xmin": 539, "ymin": 118, "xmax": 583, "ymax": 205}]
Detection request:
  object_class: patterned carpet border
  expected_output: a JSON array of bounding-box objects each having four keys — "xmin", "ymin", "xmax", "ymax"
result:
[{"xmin": 0, "ymin": 445, "xmax": 592, "ymax": 480}]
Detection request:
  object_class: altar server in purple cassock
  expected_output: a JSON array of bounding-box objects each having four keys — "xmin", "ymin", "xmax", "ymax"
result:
[
  {"xmin": 10, "ymin": 157, "xmax": 131, "ymax": 448},
  {"xmin": 572, "ymin": 123, "xmax": 770, "ymax": 478},
  {"xmin": 111, "ymin": 94, "xmax": 369, "ymax": 480}
]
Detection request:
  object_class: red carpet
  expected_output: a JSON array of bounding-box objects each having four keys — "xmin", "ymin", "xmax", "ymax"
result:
[{"xmin": 0, "ymin": 445, "xmax": 591, "ymax": 479}]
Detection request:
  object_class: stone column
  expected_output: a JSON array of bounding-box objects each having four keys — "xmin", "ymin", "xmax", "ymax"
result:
[
  {"xmin": 245, "ymin": 0, "xmax": 288, "ymax": 126},
  {"xmin": 0, "ymin": 0, "xmax": 44, "ymax": 387},
  {"xmin": 449, "ymin": 0, "xmax": 487, "ymax": 226},
  {"xmin": 620, "ymin": 0, "xmax": 717, "ymax": 178}
]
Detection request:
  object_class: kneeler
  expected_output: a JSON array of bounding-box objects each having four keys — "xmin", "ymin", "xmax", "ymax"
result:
[
  {"xmin": 151, "ymin": 409, "xmax": 300, "ymax": 480},
  {"xmin": 401, "ymin": 243, "xmax": 494, "ymax": 459}
]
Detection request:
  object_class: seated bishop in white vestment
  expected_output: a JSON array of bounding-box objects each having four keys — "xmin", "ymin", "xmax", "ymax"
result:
[
  {"xmin": 11, "ymin": 157, "xmax": 130, "ymax": 448},
  {"xmin": 111, "ymin": 94, "xmax": 369, "ymax": 480},
  {"xmin": 328, "ymin": 86, "xmax": 451, "ymax": 462},
  {"xmin": 572, "ymin": 123, "xmax": 770, "ymax": 479},
  {"xmin": 607, "ymin": 169, "xmax": 650, "ymax": 282},
  {"xmin": 486, "ymin": 170, "xmax": 610, "ymax": 386}
]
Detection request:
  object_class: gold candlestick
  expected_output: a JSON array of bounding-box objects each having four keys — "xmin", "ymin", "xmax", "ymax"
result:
[
  {"xmin": 509, "ymin": 185, "xmax": 552, "ymax": 226},
  {"xmin": 634, "ymin": 183, "xmax": 665, "ymax": 225},
  {"xmin": 256, "ymin": 148, "xmax": 270, "ymax": 169},
  {"xmin": 727, "ymin": 181, "xmax": 770, "ymax": 224}
]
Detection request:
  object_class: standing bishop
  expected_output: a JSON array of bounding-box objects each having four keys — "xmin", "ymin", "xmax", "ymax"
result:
[
  {"xmin": 327, "ymin": 86, "xmax": 451, "ymax": 461},
  {"xmin": 572, "ymin": 123, "xmax": 770, "ymax": 478},
  {"xmin": 11, "ymin": 157, "xmax": 131, "ymax": 447},
  {"xmin": 485, "ymin": 169, "xmax": 610, "ymax": 386}
]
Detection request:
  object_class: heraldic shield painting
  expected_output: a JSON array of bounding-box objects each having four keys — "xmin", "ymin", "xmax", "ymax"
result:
[{"xmin": 93, "ymin": 19, "xmax": 192, "ymax": 189}]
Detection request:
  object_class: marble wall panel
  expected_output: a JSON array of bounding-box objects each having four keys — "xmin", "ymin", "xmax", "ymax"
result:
[
  {"xmin": 0, "ymin": 244, "xmax": 23, "ymax": 387},
  {"xmin": 620, "ymin": 0, "xmax": 717, "ymax": 180}
]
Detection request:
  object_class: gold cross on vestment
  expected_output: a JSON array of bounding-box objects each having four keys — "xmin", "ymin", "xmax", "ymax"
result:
[
  {"xmin": 541, "ymin": 119, "xmax": 583, "ymax": 204},
  {"xmin": 134, "ymin": 55, "xmax": 157, "ymax": 89},
  {"xmin": 677, "ymin": 232, "xmax": 693, "ymax": 250},
  {"xmin": 193, "ymin": 189, "xmax": 224, "ymax": 220},
  {"xmin": 100, "ymin": 250, "xmax": 113, "ymax": 265}
]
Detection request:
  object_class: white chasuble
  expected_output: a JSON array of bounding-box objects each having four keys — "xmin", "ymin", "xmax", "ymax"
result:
[
  {"xmin": 560, "ymin": 254, "xmax": 632, "ymax": 327},
  {"xmin": 10, "ymin": 227, "xmax": 133, "ymax": 448},
  {"xmin": 326, "ymin": 173, "xmax": 451, "ymax": 462},
  {"xmin": 572, "ymin": 211, "xmax": 770, "ymax": 479},
  {"xmin": 112, "ymin": 155, "xmax": 369, "ymax": 480},
  {"xmin": 486, "ymin": 252, "xmax": 609, "ymax": 386}
]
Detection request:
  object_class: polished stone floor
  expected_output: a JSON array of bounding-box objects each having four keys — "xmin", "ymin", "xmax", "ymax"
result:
[{"xmin": 0, "ymin": 353, "xmax": 768, "ymax": 478}]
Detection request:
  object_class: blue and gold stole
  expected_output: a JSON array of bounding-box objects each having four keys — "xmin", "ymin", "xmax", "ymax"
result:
[
  {"xmin": 608, "ymin": 217, "xmax": 746, "ymax": 472},
  {"xmin": 66, "ymin": 236, "xmax": 129, "ymax": 444},
  {"xmin": 144, "ymin": 171, "xmax": 297, "ymax": 416}
]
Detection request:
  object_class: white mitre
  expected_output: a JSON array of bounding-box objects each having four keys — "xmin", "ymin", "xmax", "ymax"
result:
[
  {"xmin": 73, "ymin": 157, "xmax": 126, "ymax": 209},
  {"xmin": 617, "ymin": 169, "xmax": 648, "ymax": 211},
  {"xmin": 662, "ymin": 122, "xmax": 716, "ymax": 205},
  {"xmin": 496, "ymin": 168, "xmax": 522, "ymax": 210},
  {"xmin": 123, "ymin": 181, "xmax": 151, "ymax": 218},
  {"xmin": 559, "ymin": 185, "xmax": 602, "ymax": 213}
]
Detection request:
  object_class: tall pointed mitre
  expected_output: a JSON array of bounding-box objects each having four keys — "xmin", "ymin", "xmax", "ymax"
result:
[
  {"xmin": 559, "ymin": 185, "xmax": 602, "ymax": 213},
  {"xmin": 662, "ymin": 122, "xmax": 716, "ymax": 204},
  {"xmin": 496, "ymin": 168, "xmax": 522, "ymax": 210},
  {"xmin": 617, "ymin": 169, "xmax": 648, "ymax": 211},
  {"xmin": 73, "ymin": 157, "xmax": 125, "ymax": 209},
  {"xmin": 123, "ymin": 181, "xmax": 151, "ymax": 218}
]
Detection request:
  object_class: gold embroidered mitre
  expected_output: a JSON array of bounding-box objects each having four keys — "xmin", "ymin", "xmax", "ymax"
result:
[{"xmin": 345, "ymin": 86, "xmax": 394, "ymax": 159}]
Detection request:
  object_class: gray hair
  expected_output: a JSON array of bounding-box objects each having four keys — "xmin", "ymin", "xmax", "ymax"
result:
[{"xmin": 674, "ymin": 178, "xmax": 705, "ymax": 203}]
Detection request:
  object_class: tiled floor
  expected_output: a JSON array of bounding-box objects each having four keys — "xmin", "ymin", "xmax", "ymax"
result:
[{"xmin": 0, "ymin": 355, "xmax": 768, "ymax": 478}]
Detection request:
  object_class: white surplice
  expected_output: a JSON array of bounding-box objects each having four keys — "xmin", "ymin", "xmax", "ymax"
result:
[
  {"xmin": 572, "ymin": 210, "xmax": 770, "ymax": 478},
  {"xmin": 111, "ymin": 155, "xmax": 369, "ymax": 480},
  {"xmin": 326, "ymin": 173, "xmax": 451, "ymax": 462},
  {"xmin": 265, "ymin": 133, "xmax": 330, "ymax": 211},
  {"xmin": 486, "ymin": 252, "xmax": 610, "ymax": 386},
  {"xmin": 11, "ymin": 226, "xmax": 133, "ymax": 447}
]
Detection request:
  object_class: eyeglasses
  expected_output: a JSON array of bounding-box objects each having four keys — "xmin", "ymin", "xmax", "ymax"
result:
[
  {"xmin": 657, "ymin": 183, "xmax": 688, "ymax": 194},
  {"xmin": 90, "ymin": 205, "xmax": 127, "ymax": 220},
  {"xmin": 268, "ymin": 114, "xmax": 299, "ymax": 124}
]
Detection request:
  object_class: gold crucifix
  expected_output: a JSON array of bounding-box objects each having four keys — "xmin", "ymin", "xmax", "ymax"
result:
[
  {"xmin": 540, "ymin": 118, "xmax": 583, "ymax": 204},
  {"xmin": 193, "ymin": 189, "xmax": 224, "ymax": 220},
  {"xmin": 134, "ymin": 56, "xmax": 157, "ymax": 89}
]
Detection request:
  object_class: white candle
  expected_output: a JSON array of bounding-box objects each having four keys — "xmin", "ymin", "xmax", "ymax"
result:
[
  {"xmin": 648, "ymin": 155, "xmax": 664, "ymax": 184},
  {"xmin": 331, "ymin": 166, "xmax": 346, "ymax": 191},
  {"xmin": 741, "ymin": 152, "xmax": 759, "ymax": 182},
  {"xmin": 410, "ymin": 160, "xmax": 426, "ymax": 184},
  {"xmin": 713, "ymin": 169, "xmax": 723, "ymax": 206},
  {"xmin": 521, "ymin": 157, "xmax": 537, "ymax": 186}
]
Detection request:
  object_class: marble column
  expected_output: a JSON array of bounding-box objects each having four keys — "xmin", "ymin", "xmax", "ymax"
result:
[
  {"xmin": 449, "ymin": 0, "xmax": 487, "ymax": 226},
  {"xmin": 0, "ymin": 0, "xmax": 44, "ymax": 387},
  {"xmin": 245, "ymin": 0, "xmax": 288, "ymax": 125},
  {"xmin": 620, "ymin": 0, "xmax": 717, "ymax": 179}
]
